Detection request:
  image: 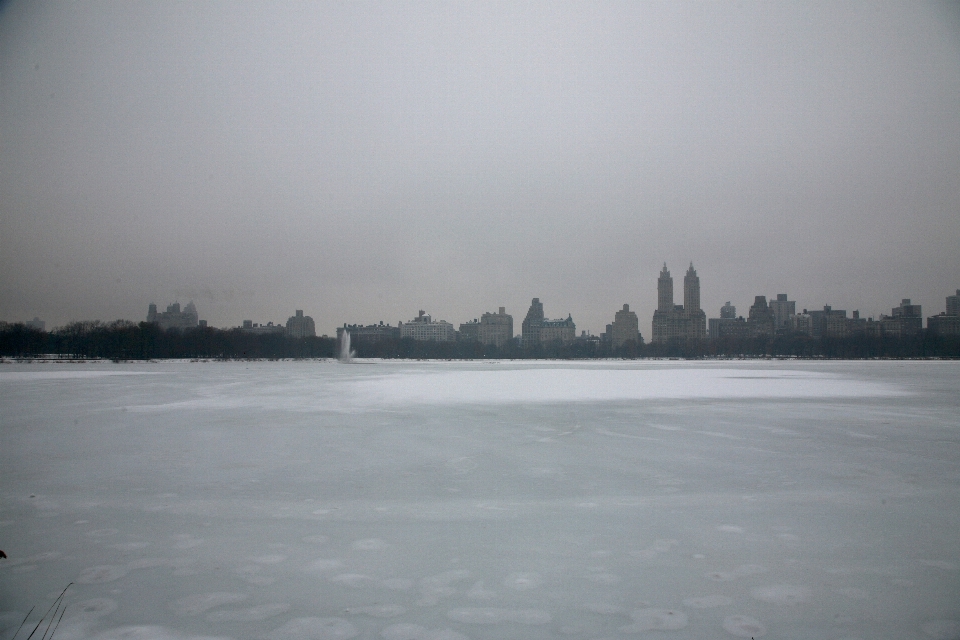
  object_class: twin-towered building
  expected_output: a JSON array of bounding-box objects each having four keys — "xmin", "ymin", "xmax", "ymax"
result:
[{"xmin": 651, "ymin": 263, "xmax": 707, "ymax": 343}]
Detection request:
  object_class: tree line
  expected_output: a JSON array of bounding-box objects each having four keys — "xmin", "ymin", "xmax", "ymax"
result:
[{"xmin": 1, "ymin": 321, "xmax": 957, "ymax": 360}]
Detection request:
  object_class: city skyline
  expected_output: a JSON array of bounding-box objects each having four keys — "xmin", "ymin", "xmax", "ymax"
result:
[
  {"xmin": 2, "ymin": 3, "xmax": 958, "ymax": 335},
  {"xmin": 5, "ymin": 271, "xmax": 958, "ymax": 342}
]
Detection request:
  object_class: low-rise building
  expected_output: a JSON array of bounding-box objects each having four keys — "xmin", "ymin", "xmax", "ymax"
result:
[
  {"xmin": 241, "ymin": 320, "xmax": 284, "ymax": 335},
  {"xmin": 539, "ymin": 315, "xmax": 576, "ymax": 344},
  {"xmin": 336, "ymin": 322, "xmax": 400, "ymax": 345},
  {"xmin": 709, "ymin": 316, "xmax": 750, "ymax": 339},
  {"xmin": 458, "ymin": 320, "xmax": 480, "ymax": 342},
  {"xmin": 25, "ymin": 317, "xmax": 45, "ymax": 331},
  {"xmin": 400, "ymin": 310, "xmax": 455, "ymax": 342}
]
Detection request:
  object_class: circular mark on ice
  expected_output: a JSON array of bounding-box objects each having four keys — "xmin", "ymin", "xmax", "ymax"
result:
[
  {"xmin": 446, "ymin": 457, "xmax": 477, "ymax": 473},
  {"xmin": 587, "ymin": 573, "xmax": 621, "ymax": 585},
  {"xmin": 206, "ymin": 604, "xmax": 290, "ymax": 622},
  {"xmin": 127, "ymin": 558, "xmax": 168, "ymax": 570},
  {"xmin": 69, "ymin": 598, "xmax": 119, "ymax": 619},
  {"xmin": 330, "ymin": 574, "xmax": 372, "ymax": 588},
  {"xmin": 351, "ymin": 538, "xmax": 389, "ymax": 551},
  {"xmin": 447, "ymin": 608, "xmax": 550, "ymax": 625},
  {"xmin": 750, "ymin": 584, "xmax": 809, "ymax": 605},
  {"xmin": 836, "ymin": 587, "xmax": 868, "ymax": 599},
  {"xmin": 78, "ymin": 565, "xmax": 129, "ymax": 584},
  {"xmin": 252, "ymin": 554, "xmax": 286, "ymax": 564},
  {"xmin": 380, "ymin": 624, "xmax": 425, "ymax": 640},
  {"xmin": 426, "ymin": 631, "xmax": 469, "ymax": 640},
  {"xmin": 302, "ymin": 535, "xmax": 329, "ymax": 544},
  {"xmin": 87, "ymin": 528, "xmax": 120, "ymax": 538},
  {"xmin": 723, "ymin": 614, "xmax": 767, "ymax": 638},
  {"xmin": 584, "ymin": 603, "xmax": 622, "ymax": 614},
  {"xmin": 91, "ymin": 625, "xmax": 231, "ymax": 640},
  {"xmin": 503, "ymin": 572, "xmax": 542, "ymax": 590},
  {"xmin": 683, "ymin": 595, "xmax": 733, "ymax": 608},
  {"xmin": 381, "ymin": 626, "xmax": 468, "ymax": 640},
  {"xmin": 111, "ymin": 542, "xmax": 150, "ymax": 551},
  {"xmin": 920, "ymin": 560, "xmax": 958, "ymax": 571},
  {"xmin": 733, "ymin": 565, "xmax": 767, "ymax": 577},
  {"xmin": 305, "ymin": 558, "xmax": 344, "ymax": 573},
  {"xmin": 466, "ymin": 581, "xmax": 496, "ymax": 600},
  {"xmin": 347, "ymin": 605, "xmax": 405, "ymax": 618},
  {"xmin": 717, "ymin": 525, "xmax": 744, "ymax": 534},
  {"xmin": 173, "ymin": 535, "xmax": 203, "ymax": 549},
  {"xmin": 169, "ymin": 593, "xmax": 248, "ymax": 616},
  {"xmin": 622, "ymin": 609, "xmax": 688, "ymax": 632},
  {"xmin": 267, "ymin": 618, "xmax": 358, "ymax": 640},
  {"xmin": 381, "ymin": 578, "xmax": 414, "ymax": 591},
  {"xmin": 705, "ymin": 571, "xmax": 736, "ymax": 582},
  {"xmin": 653, "ymin": 539, "xmax": 678, "ymax": 552},
  {"xmin": 922, "ymin": 620, "xmax": 960, "ymax": 640}
]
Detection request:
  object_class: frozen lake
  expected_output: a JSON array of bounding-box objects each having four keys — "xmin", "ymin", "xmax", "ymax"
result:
[{"xmin": 1, "ymin": 359, "xmax": 958, "ymax": 640}]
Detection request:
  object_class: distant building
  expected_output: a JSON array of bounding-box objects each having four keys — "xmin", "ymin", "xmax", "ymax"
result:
[
  {"xmin": 709, "ymin": 301, "xmax": 742, "ymax": 339},
  {"xmin": 610, "ymin": 304, "xmax": 641, "ymax": 348},
  {"xmin": 241, "ymin": 320, "xmax": 284, "ymax": 335},
  {"xmin": 788, "ymin": 313, "xmax": 814, "ymax": 336},
  {"xmin": 539, "ymin": 315, "xmax": 576, "ymax": 344},
  {"xmin": 400, "ymin": 310, "xmax": 455, "ymax": 342},
  {"xmin": 147, "ymin": 302, "xmax": 199, "ymax": 331},
  {"xmin": 458, "ymin": 320, "xmax": 480, "ymax": 342},
  {"xmin": 286, "ymin": 310, "xmax": 316, "ymax": 338},
  {"xmin": 928, "ymin": 289, "xmax": 960, "ymax": 335},
  {"xmin": 652, "ymin": 263, "xmax": 706, "ymax": 343},
  {"xmin": 878, "ymin": 299, "xmax": 922, "ymax": 337},
  {"xmin": 769, "ymin": 294, "xmax": 796, "ymax": 332},
  {"xmin": 709, "ymin": 316, "xmax": 750, "ymax": 339},
  {"xmin": 521, "ymin": 298, "xmax": 575, "ymax": 345},
  {"xmin": 747, "ymin": 296, "xmax": 776, "ymax": 337},
  {"xmin": 806, "ymin": 306, "xmax": 847, "ymax": 338},
  {"xmin": 478, "ymin": 307, "xmax": 513, "ymax": 347},
  {"xmin": 336, "ymin": 322, "xmax": 400, "ymax": 345},
  {"xmin": 521, "ymin": 298, "xmax": 545, "ymax": 345},
  {"xmin": 947, "ymin": 290, "xmax": 960, "ymax": 316},
  {"xmin": 25, "ymin": 317, "xmax": 45, "ymax": 331}
]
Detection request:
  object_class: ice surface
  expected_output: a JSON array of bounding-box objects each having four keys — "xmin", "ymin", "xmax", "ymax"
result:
[{"xmin": 1, "ymin": 359, "xmax": 958, "ymax": 639}]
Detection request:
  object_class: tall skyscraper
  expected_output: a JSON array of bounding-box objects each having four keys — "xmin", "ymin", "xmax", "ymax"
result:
[
  {"xmin": 521, "ymin": 298, "xmax": 544, "ymax": 345},
  {"xmin": 683, "ymin": 263, "xmax": 700, "ymax": 314},
  {"xmin": 657, "ymin": 264, "xmax": 673, "ymax": 312}
]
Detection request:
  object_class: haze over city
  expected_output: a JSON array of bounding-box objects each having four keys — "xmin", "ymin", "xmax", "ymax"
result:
[{"xmin": 1, "ymin": 2, "xmax": 958, "ymax": 336}]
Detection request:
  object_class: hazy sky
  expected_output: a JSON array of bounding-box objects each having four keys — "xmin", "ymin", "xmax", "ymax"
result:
[{"xmin": 2, "ymin": 1, "xmax": 958, "ymax": 336}]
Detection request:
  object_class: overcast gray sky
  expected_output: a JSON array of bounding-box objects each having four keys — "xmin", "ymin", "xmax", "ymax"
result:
[{"xmin": 2, "ymin": 1, "xmax": 958, "ymax": 337}]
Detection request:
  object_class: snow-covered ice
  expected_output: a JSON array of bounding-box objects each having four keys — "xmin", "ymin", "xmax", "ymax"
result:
[{"xmin": 1, "ymin": 359, "xmax": 958, "ymax": 639}]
